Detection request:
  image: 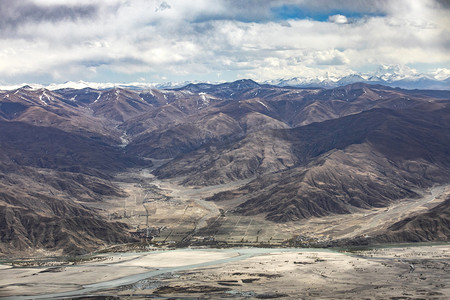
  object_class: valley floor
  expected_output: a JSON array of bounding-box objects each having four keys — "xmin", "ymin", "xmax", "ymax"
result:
[
  {"xmin": 0, "ymin": 245, "xmax": 449, "ymax": 299},
  {"xmin": 92, "ymin": 167, "xmax": 450, "ymax": 247}
]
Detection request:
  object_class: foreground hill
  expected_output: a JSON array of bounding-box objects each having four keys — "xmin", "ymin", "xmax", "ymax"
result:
[
  {"xmin": 0, "ymin": 166, "xmax": 139, "ymax": 256},
  {"xmin": 0, "ymin": 121, "xmax": 150, "ymax": 255}
]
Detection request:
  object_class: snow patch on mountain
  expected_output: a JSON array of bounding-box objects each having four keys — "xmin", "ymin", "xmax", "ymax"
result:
[
  {"xmin": 270, "ymin": 65, "xmax": 449, "ymax": 90},
  {"xmin": 0, "ymin": 66, "xmax": 448, "ymax": 91}
]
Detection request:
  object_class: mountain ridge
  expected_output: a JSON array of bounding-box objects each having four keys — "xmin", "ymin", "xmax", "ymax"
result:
[{"xmin": 2, "ymin": 64, "xmax": 449, "ymax": 92}]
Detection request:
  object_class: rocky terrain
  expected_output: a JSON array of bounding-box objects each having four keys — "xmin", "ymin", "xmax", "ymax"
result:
[{"xmin": 0, "ymin": 80, "xmax": 449, "ymax": 255}]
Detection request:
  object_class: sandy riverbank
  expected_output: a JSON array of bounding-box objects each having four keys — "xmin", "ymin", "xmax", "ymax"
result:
[{"xmin": 0, "ymin": 245, "xmax": 449, "ymax": 299}]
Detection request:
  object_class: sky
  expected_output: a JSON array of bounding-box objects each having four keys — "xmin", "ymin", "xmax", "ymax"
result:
[{"xmin": 0, "ymin": 0, "xmax": 449, "ymax": 85}]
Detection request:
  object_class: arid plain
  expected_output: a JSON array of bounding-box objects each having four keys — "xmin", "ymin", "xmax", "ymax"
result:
[{"xmin": 1, "ymin": 245, "xmax": 449, "ymax": 299}]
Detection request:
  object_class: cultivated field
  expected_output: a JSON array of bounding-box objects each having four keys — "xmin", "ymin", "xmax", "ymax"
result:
[{"xmin": 87, "ymin": 167, "xmax": 450, "ymax": 247}]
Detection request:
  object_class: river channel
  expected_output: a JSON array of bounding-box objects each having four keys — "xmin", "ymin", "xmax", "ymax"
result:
[{"xmin": 2, "ymin": 248, "xmax": 335, "ymax": 299}]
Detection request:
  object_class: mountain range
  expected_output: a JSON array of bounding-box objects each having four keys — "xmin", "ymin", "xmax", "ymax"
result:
[
  {"xmin": 268, "ymin": 65, "xmax": 450, "ymax": 90},
  {"xmin": 2, "ymin": 65, "xmax": 449, "ymax": 91},
  {"xmin": 0, "ymin": 79, "xmax": 449, "ymax": 255}
]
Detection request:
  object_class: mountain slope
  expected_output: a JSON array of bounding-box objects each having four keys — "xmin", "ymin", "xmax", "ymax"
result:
[
  {"xmin": 127, "ymin": 83, "xmax": 446, "ymax": 159},
  {"xmin": 0, "ymin": 121, "xmax": 150, "ymax": 255},
  {"xmin": 156, "ymin": 106, "xmax": 450, "ymax": 186},
  {"xmin": 0, "ymin": 205, "xmax": 135, "ymax": 256},
  {"xmin": 377, "ymin": 196, "xmax": 450, "ymax": 242},
  {"xmin": 0, "ymin": 121, "xmax": 145, "ymax": 175},
  {"xmin": 0, "ymin": 163, "xmax": 138, "ymax": 255},
  {"xmin": 203, "ymin": 107, "xmax": 450, "ymax": 222}
]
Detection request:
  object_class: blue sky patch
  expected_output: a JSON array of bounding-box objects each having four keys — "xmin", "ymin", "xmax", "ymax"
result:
[{"xmin": 270, "ymin": 5, "xmax": 385, "ymax": 22}]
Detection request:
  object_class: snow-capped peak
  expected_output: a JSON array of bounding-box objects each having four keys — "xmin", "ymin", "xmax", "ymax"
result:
[
  {"xmin": 373, "ymin": 65, "xmax": 422, "ymax": 82},
  {"xmin": 432, "ymin": 68, "xmax": 450, "ymax": 81},
  {"xmin": 267, "ymin": 65, "xmax": 449, "ymax": 90}
]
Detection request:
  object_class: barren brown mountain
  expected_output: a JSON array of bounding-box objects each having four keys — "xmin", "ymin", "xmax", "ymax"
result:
[{"xmin": 0, "ymin": 81, "xmax": 449, "ymax": 255}]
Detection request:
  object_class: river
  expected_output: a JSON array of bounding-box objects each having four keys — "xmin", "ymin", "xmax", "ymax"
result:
[{"xmin": 2, "ymin": 248, "xmax": 335, "ymax": 299}]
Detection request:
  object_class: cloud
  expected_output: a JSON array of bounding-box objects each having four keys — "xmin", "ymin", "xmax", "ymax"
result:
[
  {"xmin": 0, "ymin": 0, "xmax": 448, "ymax": 84},
  {"xmin": 315, "ymin": 49, "xmax": 350, "ymax": 65},
  {"xmin": 435, "ymin": 0, "xmax": 450, "ymax": 8},
  {"xmin": 155, "ymin": 1, "xmax": 172, "ymax": 12},
  {"xmin": 328, "ymin": 14, "xmax": 348, "ymax": 24},
  {"xmin": 0, "ymin": 0, "xmax": 98, "ymax": 34}
]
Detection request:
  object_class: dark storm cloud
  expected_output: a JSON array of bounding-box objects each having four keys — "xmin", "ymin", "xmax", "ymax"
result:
[
  {"xmin": 435, "ymin": 0, "xmax": 450, "ymax": 8},
  {"xmin": 0, "ymin": 0, "xmax": 98, "ymax": 32}
]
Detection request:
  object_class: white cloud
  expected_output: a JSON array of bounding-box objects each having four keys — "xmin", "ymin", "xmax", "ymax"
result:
[
  {"xmin": 315, "ymin": 49, "xmax": 350, "ymax": 65},
  {"xmin": 0, "ymin": 0, "xmax": 448, "ymax": 84},
  {"xmin": 328, "ymin": 14, "xmax": 348, "ymax": 24}
]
